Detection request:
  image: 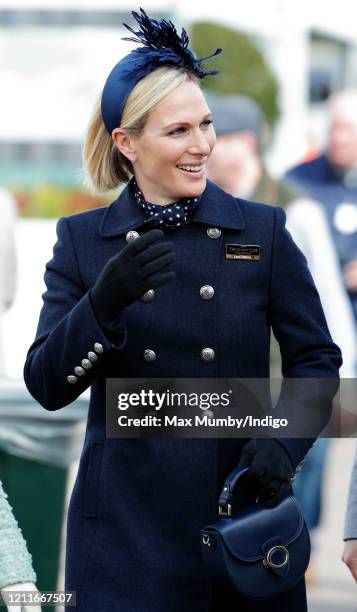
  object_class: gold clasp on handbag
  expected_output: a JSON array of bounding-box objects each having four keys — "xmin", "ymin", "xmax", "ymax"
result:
[{"xmin": 262, "ymin": 545, "xmax": 289, "ymax": 569}]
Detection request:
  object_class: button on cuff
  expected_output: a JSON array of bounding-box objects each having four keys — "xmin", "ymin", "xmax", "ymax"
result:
[
  {"xmin": 81, "ymin": 359, "xmax": 92, "ymax": 370},
  {"xmin": 94, "ymin": 343, "xmax": 104, "ymax": 354},
  {"xmin": 74, "ymin": 366, "xmax": 86, "ymax": 377}
]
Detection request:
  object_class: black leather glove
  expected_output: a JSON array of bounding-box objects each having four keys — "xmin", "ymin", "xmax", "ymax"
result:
[
  {"xmin": 237, "ymin": 438, "xmax": 294, "ymax": 507},
  {"xmin": 90, "ymin": 229, "xmax": 175, "ymax": 330}
]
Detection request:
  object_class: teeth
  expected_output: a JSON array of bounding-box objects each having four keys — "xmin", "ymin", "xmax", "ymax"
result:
[{"xmin": 177, "ymin": 165, "xmax": 204, "ymax": 173}]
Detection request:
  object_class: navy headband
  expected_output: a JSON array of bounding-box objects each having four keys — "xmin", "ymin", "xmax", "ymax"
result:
[{"xmin": 101, "ymin": 7, "xmax": 222, "ymax": 135}]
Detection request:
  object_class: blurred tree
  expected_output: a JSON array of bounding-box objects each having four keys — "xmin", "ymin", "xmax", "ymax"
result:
[{"xmin": 190, "ymin": 21, "xmax": 279, "ymax": 126}]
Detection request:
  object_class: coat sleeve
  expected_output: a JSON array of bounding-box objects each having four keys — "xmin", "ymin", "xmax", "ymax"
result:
[
  {"xmin": 24, "ymin": 217, "xmax": 127, "ymax": 411},
  {"xmin": 269, "ymin": 206, "xmax": 342, "ymax": 468}
]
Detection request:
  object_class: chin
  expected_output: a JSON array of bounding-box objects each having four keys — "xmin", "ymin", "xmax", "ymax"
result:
[{"xmin": 180, "ymin": 176, "xmax": 207, "ymax": 198}]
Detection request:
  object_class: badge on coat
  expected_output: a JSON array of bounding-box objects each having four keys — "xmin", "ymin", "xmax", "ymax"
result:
[
  {"xmin": 333, "ymin": 203, "xmax": 357, "ymax": 235},
  {"xmin": 225, "ymin": 244, "xmax": 261, "ymax": 261}
]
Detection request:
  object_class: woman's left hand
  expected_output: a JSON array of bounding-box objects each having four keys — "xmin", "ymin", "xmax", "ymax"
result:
[{"xmin": 237, "ymin": 438, "xmax": 294, "ymax": 507}]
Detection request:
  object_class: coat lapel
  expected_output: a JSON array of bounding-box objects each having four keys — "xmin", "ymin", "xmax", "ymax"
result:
[{"xmin": 99, "ymin": 179, "xmax": 245, "ymax": 238}]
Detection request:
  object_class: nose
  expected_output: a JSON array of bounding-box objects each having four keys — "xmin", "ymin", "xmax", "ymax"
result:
[{"xmin": 187, "ymin": 127, "xmax": 212, "ymax": 156}]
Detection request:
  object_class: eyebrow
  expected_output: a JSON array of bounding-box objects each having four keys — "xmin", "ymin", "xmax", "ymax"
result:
[{"xmin": 162, "ymin": 113, "xmax": 212, "ymax": 130}]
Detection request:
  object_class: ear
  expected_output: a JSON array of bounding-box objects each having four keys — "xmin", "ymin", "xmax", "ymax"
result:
[{"xmin": 112, "ymin": 128, "xmax": 137, "ymax": 164}]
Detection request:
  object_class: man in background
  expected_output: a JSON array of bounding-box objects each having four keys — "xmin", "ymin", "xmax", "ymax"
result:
[
  {"xmin": 285, "ymin": 89, "xmax": 357, "ymax": 326},
  {"xmin": 207, "ymin": 92, "xmax": 300, "ymax": 206}
]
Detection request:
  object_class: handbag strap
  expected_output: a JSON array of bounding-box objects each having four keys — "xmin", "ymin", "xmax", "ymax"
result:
[{"xmin": 218, "ymin": 466, "xmax": 250, "ymax": 517}]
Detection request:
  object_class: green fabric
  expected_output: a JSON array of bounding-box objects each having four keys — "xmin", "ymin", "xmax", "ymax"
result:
[
  {"xmin": 0, "ymin": 451, "xmax": 67, "ymax": 612},
  {"xmin": 251, "ymin": 167, "xmax": 303, "ymax": 208}
]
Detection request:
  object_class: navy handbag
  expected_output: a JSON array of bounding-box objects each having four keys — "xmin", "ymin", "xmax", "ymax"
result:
[{"xmin": 201, "ymin": 466, "xmax": 310, "ymax": 600}]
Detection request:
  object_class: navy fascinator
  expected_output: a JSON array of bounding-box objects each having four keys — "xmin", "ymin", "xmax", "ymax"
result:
[{"xmin": 101, "ymin": 7, "xmax": 222, "ymax": 134}]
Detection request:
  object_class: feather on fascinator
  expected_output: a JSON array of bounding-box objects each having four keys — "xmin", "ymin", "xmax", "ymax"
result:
[{"xmin": 101, "ymin": 7, "xmax": 222, "ymax": 134}]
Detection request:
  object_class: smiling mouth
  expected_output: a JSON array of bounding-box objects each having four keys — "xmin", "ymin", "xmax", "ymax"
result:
[{"xmin": 176, "ymin": 164, "xmax": 205, "ymax": 174}]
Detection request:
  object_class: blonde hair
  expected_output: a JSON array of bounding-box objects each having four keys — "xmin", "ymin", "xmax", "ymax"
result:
[{"xmin": 82, "ymin": 66, "xmax": 200, "ymax": 194}]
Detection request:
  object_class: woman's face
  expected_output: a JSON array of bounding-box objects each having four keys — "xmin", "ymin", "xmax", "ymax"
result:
[{"xmin": 130, "ymin": 80, "xmax": 216, "ymax": 204}]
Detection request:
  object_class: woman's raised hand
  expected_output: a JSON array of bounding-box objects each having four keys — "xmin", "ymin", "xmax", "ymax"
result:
[{"xmin": 90, "ymin": 229, "xmax": 175, "ymax": 328}]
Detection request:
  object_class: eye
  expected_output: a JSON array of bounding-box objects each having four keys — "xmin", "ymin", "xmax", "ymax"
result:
[
  {"xmin": 201, "ymin": 119, "xmax": 213, "ymax": 128},
  {"xmin": 168, "ymin": 127, "xmax": 186, "ymax": 135}
]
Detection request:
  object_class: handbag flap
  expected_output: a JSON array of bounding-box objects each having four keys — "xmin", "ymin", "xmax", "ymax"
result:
[{"xmin": 208, "ymin": 495, "xmax": 304, "ymax": 562}]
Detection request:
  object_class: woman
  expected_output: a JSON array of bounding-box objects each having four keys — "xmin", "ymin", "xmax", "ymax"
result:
[
  {"xmin": 0, "ymin": 480, "xmax": 41, "ymax": 612},
  {"xmin": 24, "ymin": 9, "xmax": 341, "ymax": 612}
]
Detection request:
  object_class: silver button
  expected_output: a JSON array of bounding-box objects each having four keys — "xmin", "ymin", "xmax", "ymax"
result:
[
  {"xmin": 81, "ymin": 359, "xmax": 92, "ymax": 370},
  {"xmin": 126, "ymin": 230, "xmax": 140, "ymax": 243},
  {"xmin": 88, "ymin": 351, "xmax": 98, "ymax": 362},
  {"xmin": 200, "ymin": 285, "xmax": 214, "ymax": 300},
  {"xmin": 201, "ymin": 348, "xmax": 215, "ymax": 362},
  {"xmin": 141, "ymin": 289, "xmax": 155, "ymax": 302},
  {"xmin": 207, "ymin": 228, "xmax": 221, "ymax": 239},
  {"xmin": 94, "ymin": 343, "xmax": 104, "ymax": 354},
  {"xmin": 74, "ymin": 366, "xmax": 86, "ymax": 377},
  {"xmin": 143, "ymin": 349, "xmax": 157, "ymax": 363},
  {"xmin": 67, "ymin": 375, "xmax": 78, "ymax": 384}
]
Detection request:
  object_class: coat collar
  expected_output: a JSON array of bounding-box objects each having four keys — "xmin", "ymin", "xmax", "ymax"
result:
[{"xmin": 99, "ymin": 178, "xmax": 245, "ymax": 238}]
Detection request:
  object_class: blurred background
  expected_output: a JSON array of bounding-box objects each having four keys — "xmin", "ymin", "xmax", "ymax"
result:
[{"xmin": 0, "ymin": 1, "xmax": 356, "ymax": 610}]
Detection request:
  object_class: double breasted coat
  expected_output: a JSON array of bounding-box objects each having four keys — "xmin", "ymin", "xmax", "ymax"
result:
[{"xmin": 24, "ymin": 179, "xmax": 341, "ymax": 612}]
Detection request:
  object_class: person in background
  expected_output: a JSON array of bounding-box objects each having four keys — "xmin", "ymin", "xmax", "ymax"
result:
[
  {"xmin": 285, "ymin": 89, "xmax": 357, "ymax": 326},
  {"xmin": 0, "ymin": 188, "xmax": 17, "ymax": 377},
  {"xmin": 206, "ymin": 92, "xmax": 301, "ymax": 205},
  {"xmin": 286, "ymin": 187, "xmax": 356, "ymax": 587},
  {"xmin": 342, "ymin": 445, "xmax": 357, "ymax": 582},
  {"xmin": 285, "ymin": 89, "xmax": 357, "ymax": 585},
  {"xmin": 0, "ymin": 480, "xmax": 41, "ymax": 611}
]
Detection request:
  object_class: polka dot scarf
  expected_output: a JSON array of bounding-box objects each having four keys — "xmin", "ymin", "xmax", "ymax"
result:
[{"xmin": 132, "ymin": 178, "xmax": 201, "ymax": 229}]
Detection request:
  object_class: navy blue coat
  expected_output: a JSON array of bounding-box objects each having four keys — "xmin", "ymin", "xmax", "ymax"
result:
[{"xmin": 24, "ymin": 179, "xmax": 341, "ymax": 612}]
